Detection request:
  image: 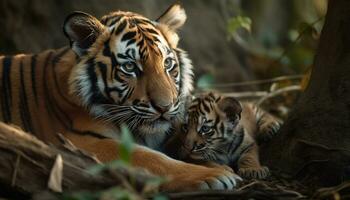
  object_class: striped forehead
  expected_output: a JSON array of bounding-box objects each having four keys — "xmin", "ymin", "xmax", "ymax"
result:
[
  {"xmin": 189, "ymin": 98, "xmax": 212, "ymax": 118},
  {"xmin": 104, "ymin": 14, "xmax": 171, "ymax": 67}
]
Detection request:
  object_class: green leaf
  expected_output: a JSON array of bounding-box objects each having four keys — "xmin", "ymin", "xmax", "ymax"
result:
[
  {"xmin": 153, "ymin": 194, "xmax": 168, "ymax": 200},
  {"xmin": 86, "ymin": 160, "xmax": 129, "ymax": 177},
  {"xmin": 196, "ymin": 74, "xmax": 214, "ymax": 89},
  {"xmin": 100, "ymin": 187, "xmax": 135, "ymax": 200},
  {"xmin": 107, "ymin": 160, "xmax": 129, "ymax": 169},
  {"xmin": 119, "ymin": 124, "xmax": 135, "ymax": 164},
  {"xmin": 86, "ymin": 163, "xmax": 106, "ymax": 175},
  {"xmin": 62, "ymin": 191, "xmax": 98, "ymax": 200},
  {"xmin": 143, "ymin": 176, "xmax": 168, "ymax": 194},
  {"xmin": 227, "ymin": 16, "xmax": 252, "ymax": 35}
]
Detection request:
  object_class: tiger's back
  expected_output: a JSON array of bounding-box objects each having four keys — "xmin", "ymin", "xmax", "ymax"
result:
[{"xmin": 0, "ymin": 49, "xmax": 74, "ymax": 143}]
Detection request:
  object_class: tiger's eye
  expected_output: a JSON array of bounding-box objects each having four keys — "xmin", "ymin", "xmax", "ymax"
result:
[
  {"xmin": 121, "ymin": 62, "xmax": 136, "ymax": 73},
  {"xmin": 164, "ymin": 57, "xmax": 173, "ymax": 69}
]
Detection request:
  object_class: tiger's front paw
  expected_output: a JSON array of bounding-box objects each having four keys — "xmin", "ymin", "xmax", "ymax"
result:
[
  {"xmin": 238, "ymin": 166, "xmax": 270, "ymax": 180},
  {"xmin": 162, "ymin": 164, "xmax": 242, "ymax": 191}
]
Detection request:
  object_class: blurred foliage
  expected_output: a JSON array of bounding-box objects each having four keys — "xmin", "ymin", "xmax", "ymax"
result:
[
  {"xmin": 87, "ymin": 124, "xmax": 134, "ymax": 175},
  {"xmin": 197, "ymin": 0, "xmax": 326, "ymax": 89},
  {"xmin": 62, "ymin": 187, "xmax": 138, "ymax": 200},
  {"xmin": 196, "ymin": 0, "xmax": 327, "ymax": 120},
  {"xmin": 64, "ymin": 125, "xmax": 167, "ymax": 200},
  {"xmin": 119, "ymin": 124, "xmax": 134, "ymax": 164},
  {"xmin": 196, "ymin": 74, "xmax": 215, "ymax": 90},
  {"xmin": 227, "ymin": 15, "xmax": 252, "ymax": 35}
]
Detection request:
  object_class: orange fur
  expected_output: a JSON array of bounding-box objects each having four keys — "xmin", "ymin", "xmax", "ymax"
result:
[{"xmin": 0, "ymin": 5, "xmax": 240, "ymax": 191}]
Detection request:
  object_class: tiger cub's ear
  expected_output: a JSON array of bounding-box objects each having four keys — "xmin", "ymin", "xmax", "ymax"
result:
[
  {"xmin": 63, "ymin": 12, "xmax": 106, "ymax": 56},
  {"xmin": 218, "ymin": 97, "xmax": 242, "ymax": 123},
  {"xmin": 157, "ymin": 3, "xmax": 187, "ymax": 31}
]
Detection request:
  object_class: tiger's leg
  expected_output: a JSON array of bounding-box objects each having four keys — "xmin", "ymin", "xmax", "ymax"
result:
[
  {"xmin": 255, "ymin": 107, "xmax": 282, "ymax": 144},
  {"xmin": 64, "ymin": 133, "xmax": 242, "ymax": 192},
  {"xmin": 237, "ymin": 144, "xmax": 270, "ymax": 180},
  {"xmin": 201, "ymin": 161, "xmax": 234, "ymax": 173}
]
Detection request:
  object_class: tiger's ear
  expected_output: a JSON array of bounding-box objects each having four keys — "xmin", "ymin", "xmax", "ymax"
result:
[
  {"xmin": 157, "ymin": 3, "xmax": 187, "ymax": 31},
  {"xmin": 155, "ymin": 4, "xmax": 186, "ymax": 48},
  {"xmin": 218, "ymin": 97, "xmax": 242, "ymax": 122},
  {"xmin": 63, "ymin": 12, "xmax": 105, "ymax": 56}
]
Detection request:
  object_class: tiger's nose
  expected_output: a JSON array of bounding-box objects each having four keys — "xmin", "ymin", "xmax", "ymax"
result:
[
  {"xmin": 184, "ymin": 141, "xmax": 195, "ymax": 151},
  {"xmin": 151, "ymin": 101, "xmax": 172, "ymax": 114}
]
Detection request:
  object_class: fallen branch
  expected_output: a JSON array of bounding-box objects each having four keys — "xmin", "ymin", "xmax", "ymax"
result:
[
  {"xmin": 0, "ymin": 122, "xmax": 155, "ymax": 199},
  {"xmin": 164, "ymin": 180, "xmax": 305, "ymax": 200},
  {"xmin": 312, "ymin": 181, "xmax": 350, "ymax": 199},
  {"xmin": 256, "ymin": 85, "xmax": 301, "ymax": 106},
  {"xmin": 200, "ymin": 75, "xmax": 303, "ymax": 89}
]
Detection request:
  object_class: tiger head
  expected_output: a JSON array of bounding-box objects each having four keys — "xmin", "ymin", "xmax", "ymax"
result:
[
  {"xmin": 179, "ymin": 93, "xmax": 243, "ymax": 163},
  {"xmin": 64, "ymin": 4, "xmax": 193, "ymax": 138}
]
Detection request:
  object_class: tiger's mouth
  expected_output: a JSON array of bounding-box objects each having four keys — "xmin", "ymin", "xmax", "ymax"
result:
[
  {"xmin": 91, "ymin": 102, "xmax": 183, "ymax": 135},
  {"xmin": 137, "ymin": 118, "xmax": 172, "ymax": 135}
]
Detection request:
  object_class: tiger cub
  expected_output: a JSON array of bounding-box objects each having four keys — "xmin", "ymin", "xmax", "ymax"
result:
[{"xmin": 165, "ymin": 92, "xmax": 281, "ymax": 179}]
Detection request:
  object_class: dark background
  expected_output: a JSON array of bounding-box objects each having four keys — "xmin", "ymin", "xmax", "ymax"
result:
[{"xmin": 0, "ymin": 0, "xmax": 325, "ymax": 84}]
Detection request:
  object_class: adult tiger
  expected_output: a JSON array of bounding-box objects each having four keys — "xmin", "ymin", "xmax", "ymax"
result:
[{"xmin": 0, "ymin": 4, "xmax": 240, "ymax": 191}]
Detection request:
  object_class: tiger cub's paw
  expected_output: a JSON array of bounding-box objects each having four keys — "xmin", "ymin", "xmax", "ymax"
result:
[
  {"xmin": 238, "ymin": 166, "xmax": 270, "ymax": 180},
  {"xmin": 258, "ymin": 121, "xmax": 282, "ymax": 143}
]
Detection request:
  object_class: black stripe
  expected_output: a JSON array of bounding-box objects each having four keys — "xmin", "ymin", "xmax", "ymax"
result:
[
  {"xmin": 43, "ymin": 51, "xmax": 71, "ymax": 130},
  {"xmin": 203, "ymin": 101, "xmax": 210, "ymax": 113},
  {"xmin": 114, "ymin": 20, "xmax": 127, "ymax": 35},
  {"xmin": 107, "ymin": 16, "xmax": 121, "ymax": 26},
  {"xmin": 86, "ymin": 59, "xmax": 110, "ymax": 104},
  {"xmin": 121, "ymin": 31, "xmax": 136, "ymax": 42},
  {"xmin": 219, "ymin": 123, "xmax": 225, "ymax": 135},
  {"xmin": 52, "ymin": 48, "xmax": 76, "ymax": 107},
  {"xmin": 30, "ymin": 54, "xmax": 38, "ymax": 104},
  {"xmin": 97, "ymin": 61, "xmax": 115, "ymax": 103},
  {"xmin": 1, "ymin": 56, "xmax": 12, "ymax": 123},
  {"xmin": 145, "ymin": 28, "xmax": 158, "ymax": 35},
  {"xmin": 126, "ymin": 39, "xmax": 136, "ymax": 47},
  {"xmin": 228, "ymin": 128, "xmax": 245, "ymax": 161},
  {"xmin": 103, "ymin": 39, "xmax": 112, "ymax": 57},
  {"xmin": 71, "ymin": 129, "xmax": 108, "ymax": 139},
  {"xmin": 19, "ymin": 60, "xmax": 34, "ymax": 132},
  {"xmin": 121, "ymin": 87, "xmax": 134, "ymax": 104},
  {"xmin": 117, "ymin": 53, "xmax": 132, "ymax": 60},
  {"xmin": 42, "ymin": 52, "xmax": 60, "ymax": 125}
]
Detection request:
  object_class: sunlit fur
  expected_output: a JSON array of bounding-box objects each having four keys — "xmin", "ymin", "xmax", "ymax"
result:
[
  {"xmin": 170, "ymin": 92, "xmax": 281, "ymax": 178},
  {"xmin": 67, "ymin": 11, "xmax": 193, "ymax": 148},
  {"xmin": 0, "ymin": 6, "xmax": 245, "ymax": 191},
  {"xmin": 0, "ymin": 4, "xmax": 193, "ymax": 150}
]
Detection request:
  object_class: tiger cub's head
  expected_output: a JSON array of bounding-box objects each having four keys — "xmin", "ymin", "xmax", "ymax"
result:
[
  {"xmin": 179, "ymin": 93, "xmax": 242, "ymax": 163},
  {"xmin": 63, "ymin": 4, "xmax": 193, "ymax": 136}
]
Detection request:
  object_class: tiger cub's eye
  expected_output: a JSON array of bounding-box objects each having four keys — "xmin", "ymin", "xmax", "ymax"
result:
[
  {"xmin": 181, "ymin": 124, "xmax": 188, "ymax": 133},
  {"xmin": 200, "ymin": 125, "xmax": 211, "ymax": 134}
]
